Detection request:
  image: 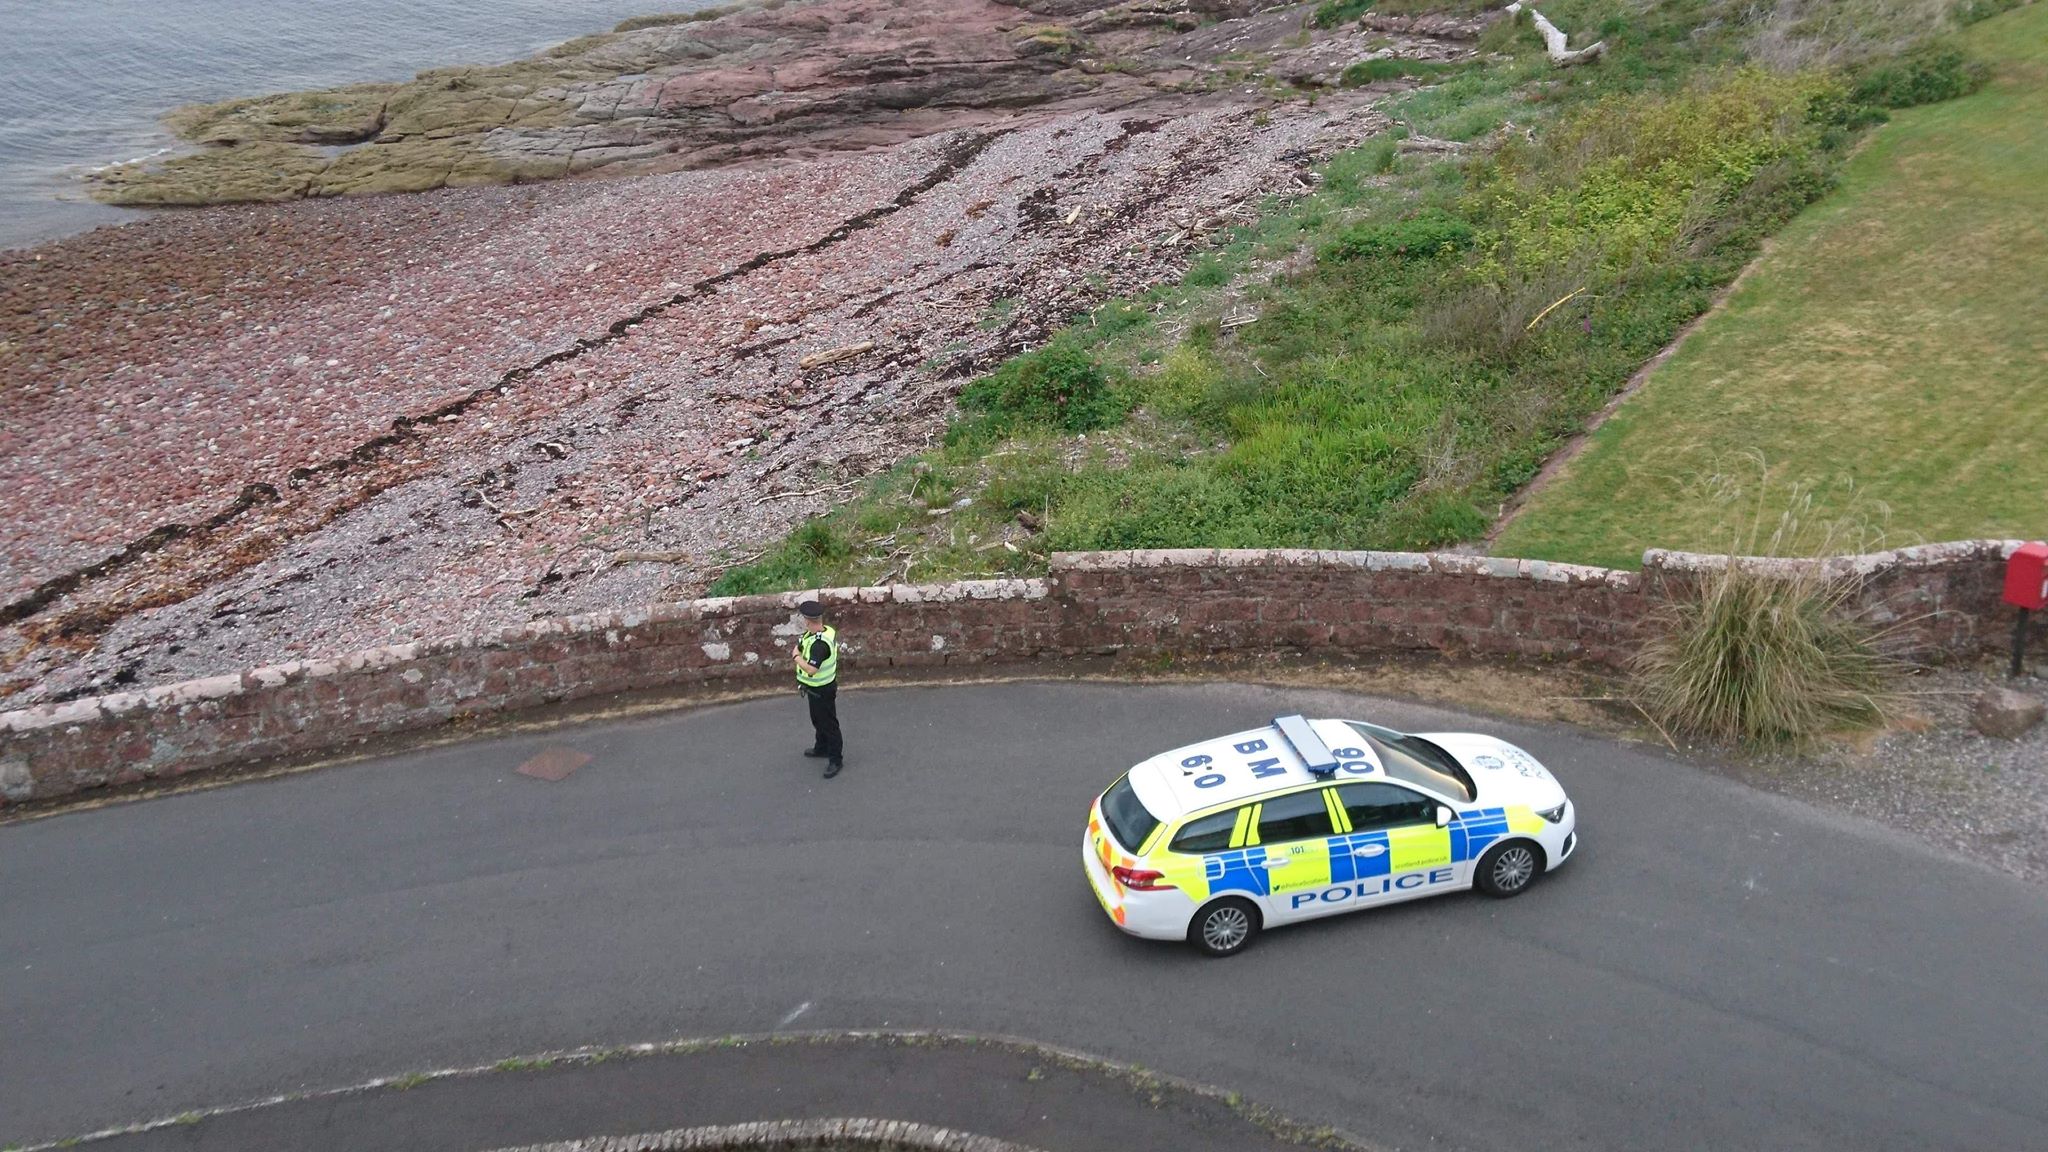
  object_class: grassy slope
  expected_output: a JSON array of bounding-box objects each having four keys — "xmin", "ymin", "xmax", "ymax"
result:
[{"xmin": 1496, "ymin": 1, "xmax": 2048, "ymax": 567}]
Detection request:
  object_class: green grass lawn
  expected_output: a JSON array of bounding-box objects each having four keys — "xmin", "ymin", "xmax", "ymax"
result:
[{"xmin": 1494, "ymin": 0, "xmax": 2048, "ymax": 568}]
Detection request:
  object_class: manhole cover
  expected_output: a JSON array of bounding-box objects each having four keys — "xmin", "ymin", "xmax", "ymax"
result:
[{"xmin": 517, "ymin": 746, "xmax": 592, "ymax": 782}]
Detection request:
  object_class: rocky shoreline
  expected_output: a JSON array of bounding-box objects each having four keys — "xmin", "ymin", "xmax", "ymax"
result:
[
  {"xmin": 86, "ymin": 0, "xmax": 1479, "ymax": 208},
  {"xmin": 0, "ymin": 0, "xmax": 1488, "ymax": 703}
]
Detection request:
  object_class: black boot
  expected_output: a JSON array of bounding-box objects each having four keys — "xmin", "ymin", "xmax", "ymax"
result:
[{"xmin": 824, "ymin": 759, "xmax": 842, "ymax": 779}]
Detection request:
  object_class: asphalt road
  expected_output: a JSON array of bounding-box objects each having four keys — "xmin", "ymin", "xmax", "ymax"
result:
[{"xmin": 4, "ymin": 681, "xmax": 2046, "ymax": 1151}]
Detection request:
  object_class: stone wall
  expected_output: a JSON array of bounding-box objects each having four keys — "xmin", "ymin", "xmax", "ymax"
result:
[{"xmin": 1, "ymin": 541, "xmax": 2034, "ymax": 808}]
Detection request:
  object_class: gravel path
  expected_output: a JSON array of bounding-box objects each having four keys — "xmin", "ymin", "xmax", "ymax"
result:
[{"xmin": 1719, "ymin": 665, "xmax": 2048, "ymax": 884}]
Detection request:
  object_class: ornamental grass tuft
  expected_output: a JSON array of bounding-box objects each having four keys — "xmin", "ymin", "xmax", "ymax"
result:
[{"xmin": 1631, "ymin": 468, "xmax": 1904, "ymax": 747}]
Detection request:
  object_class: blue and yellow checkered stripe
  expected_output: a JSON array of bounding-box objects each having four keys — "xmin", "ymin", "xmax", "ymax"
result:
[{"xmin": 1180, "ymin": 805, "xmax": 1535, "ymax": 900}]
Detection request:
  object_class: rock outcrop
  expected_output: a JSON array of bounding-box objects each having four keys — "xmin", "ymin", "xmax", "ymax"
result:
[{"xmin": 91, "ymin": 0, "xmax": 1285, "ymax": 206}]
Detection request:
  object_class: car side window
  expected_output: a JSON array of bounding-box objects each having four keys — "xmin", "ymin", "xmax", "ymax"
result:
[
  {"xmin": 1336, "ymin": 782, "xmax": 1436, "ymax": 831},
  {"xmin": 1255, "ymin": 790, "xmax": 1335, "ymax": 844},
  {"xmin": 1170, "ymin": 809, "xmax": 1240, "ymax": 854}
]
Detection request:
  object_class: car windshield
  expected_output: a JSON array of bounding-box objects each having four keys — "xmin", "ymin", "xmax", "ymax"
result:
[
  {"xmin": 1100, "ymin": 774, "xmax": 1162, "ymax": 853},
  {"xmin": 1346, "ymin": 722, "xmax": 1475, "ymax": 802}
]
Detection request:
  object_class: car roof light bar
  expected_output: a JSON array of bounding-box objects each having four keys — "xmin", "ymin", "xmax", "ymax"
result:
[{"xmin": 1273, "ymin": 713, "xmax": 1338, "ymax": 778}]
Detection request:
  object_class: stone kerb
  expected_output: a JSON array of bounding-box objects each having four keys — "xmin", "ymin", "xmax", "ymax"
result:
[
  {"xmin": 0, "ymin": 543, "xmax": 2025, "ymax": 809},
  {"xmin": 486, "ymin": 1117, "xmax": 1046, "ymax": 1152}
]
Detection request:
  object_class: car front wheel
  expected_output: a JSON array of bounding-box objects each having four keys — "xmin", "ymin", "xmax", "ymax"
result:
[
  {"xmin": 1189, "ymin": 897, "xmax": 1261, "ymax": 958},
  {"xmin": 1475, "ymin": 839, "xmax": 1543, "ymax": 898}
]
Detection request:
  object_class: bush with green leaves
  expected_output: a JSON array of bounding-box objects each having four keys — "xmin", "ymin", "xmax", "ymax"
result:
[
  {"xmin": 1182, "ymin": 254, "xmax": 1231, "ymax": 288},
  {"xmin": 955, "ymin": 335, "xmax": 1128, "ymax": 436},
  {"xmin": 1308, "ymin": 0, "xmax": 1370, "ymax": 30},
  {"xmin": 1317, "ymin": 209, "xmax": 1475, "ymax": 265},
  {"xmin": 1849, "ymin": 40, "xmax": 1991, "ymax": 107},
  {"xmin": 1466, "ymin": 68, "xmax": 1837, "ymax": 275}
]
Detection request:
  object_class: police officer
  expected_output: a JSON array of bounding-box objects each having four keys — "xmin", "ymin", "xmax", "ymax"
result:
[{"xmin": 794, "ymin": 599, "xmax": 843, "ymax": 778}]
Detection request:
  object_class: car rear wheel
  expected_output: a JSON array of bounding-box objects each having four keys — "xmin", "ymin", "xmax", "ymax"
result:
[
  {"xmin": 1189, "ymin": 897, "xmax": 1261, "ymax": 958},
  {"xmin": 1475, "ymin": 839, "xmax": 1543, "ymax": 898}
]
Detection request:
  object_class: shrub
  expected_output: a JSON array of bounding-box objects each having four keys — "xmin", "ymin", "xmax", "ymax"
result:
[
  {"xmin": 1420, "ymin": 257, "xmax": 1592, "ymax": 361},
  {"xmin": 1182, "ymin": 254, "xmax": 1231, "ymax": 288},
  {"xmin": 1632, "ymin": 558, "xmax": 1899, "ymax": 747},
  {"xmin": 957, "ymin": 336, "xmax": 1128, "ymax": 434},
  {"xmin": 1467, "ymin": 68, "xmax": 1835, "ymax": 275},
  {"xmin": 1309, "ymin": 0, "xmax": 1370, "ymax": 30},
  {"xmin": 1139, "ymin": 345, "xmax": 1224, "ymax": 422},
  {"xmin": 790, "ymin": 518, "xmax": 850, "ymax": 562},
  {"xmin": 1849, "ymin": 41, "xmax": 1992, "ymax": 108},
  {"xmin": 1318, "ymin": 209, "xmax": 1475, "ymax": 264},
  {"xmin": 1137, "ymin": 342, "xmax": 1274, "ymax": 435}
]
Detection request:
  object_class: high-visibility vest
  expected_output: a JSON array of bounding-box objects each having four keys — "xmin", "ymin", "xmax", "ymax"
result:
[{"xmin": 795, "ymin": 624, "xmax": 838, "ymax": 687}]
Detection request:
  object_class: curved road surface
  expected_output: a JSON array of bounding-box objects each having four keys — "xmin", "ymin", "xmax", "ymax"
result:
[{"xmin": 4, "ymin": 682, "xmax": 2047, "ymax": 1150}]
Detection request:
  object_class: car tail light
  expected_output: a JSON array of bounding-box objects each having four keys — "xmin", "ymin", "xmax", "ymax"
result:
[{"xmin": 1112, "ymin": 866, "xmax": 1175, "ymax": 892}]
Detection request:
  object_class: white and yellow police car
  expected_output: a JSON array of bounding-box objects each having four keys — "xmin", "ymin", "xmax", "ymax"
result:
[{"xmin": 1083, "ymin": 714, "xmax": 1576, "ymax": 956}]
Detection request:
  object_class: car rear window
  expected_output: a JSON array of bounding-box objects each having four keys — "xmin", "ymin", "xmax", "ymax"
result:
[{"xmin": 1101, "ymin": 775, "xmax": 1162, "ymax": 853}]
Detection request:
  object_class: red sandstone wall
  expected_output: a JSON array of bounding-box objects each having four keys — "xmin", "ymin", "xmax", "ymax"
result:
[{"xmin": 0, "ymin": 542, "xmax": 2031, "ymax": 807}]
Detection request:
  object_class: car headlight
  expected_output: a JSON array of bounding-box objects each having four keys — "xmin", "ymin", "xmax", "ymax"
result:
[{"xmin": 1537, "ymin": 802, "xmax": 1568, "ymax": 824}]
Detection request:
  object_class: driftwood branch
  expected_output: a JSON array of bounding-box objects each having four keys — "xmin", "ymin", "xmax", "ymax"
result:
[
  {"xmin": 1505, "ymin": 2, "xmax": 1605, "ymax": 66},
  {"xmin": 475, "ymin": 490, "xmax": 544, "ymax": 525},
  {"xmin": 753, "ymin": 472, "xmax": 880, "ymax": 506},
  {"xmin": 1396, "ymin": 134, "xmax": 1466, "ymax": 155},
  {"xmin": 797, "ymin": 341, "xmax": 875, "ymax": 370}
]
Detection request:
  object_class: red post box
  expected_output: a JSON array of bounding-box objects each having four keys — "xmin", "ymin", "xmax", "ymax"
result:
[
  {"xmin": 2005, "ymin": 542, "xmax": 2048, "ymax": 611},
  {"xmin": 2005, "ymin": 542, "xmax": 2048, "ymax": 677}
]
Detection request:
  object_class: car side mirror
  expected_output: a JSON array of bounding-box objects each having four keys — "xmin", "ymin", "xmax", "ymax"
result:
[{"xmin": 1435, "ymin": 806, "xmax": 1453, "ymax": 828}]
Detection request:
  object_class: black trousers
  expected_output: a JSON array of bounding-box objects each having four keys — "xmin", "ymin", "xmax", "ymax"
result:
[{"xmin": 805, "ymin": 683, "xmax": 843, "ymax": 763}]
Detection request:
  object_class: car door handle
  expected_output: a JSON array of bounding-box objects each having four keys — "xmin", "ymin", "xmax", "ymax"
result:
[
  {"xmin": 1261, "ymin": 857, "xmax": 1291, "ymax": 869},
  {"xmin": 1351, "ymin": 844, "xmax": 1387, "ymax": 858}
]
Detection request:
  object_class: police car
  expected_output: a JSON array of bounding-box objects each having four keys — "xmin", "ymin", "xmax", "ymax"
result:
[{"xmin": 1083, "ymin": 714, "xmax": 1577, "ymax": 956}]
